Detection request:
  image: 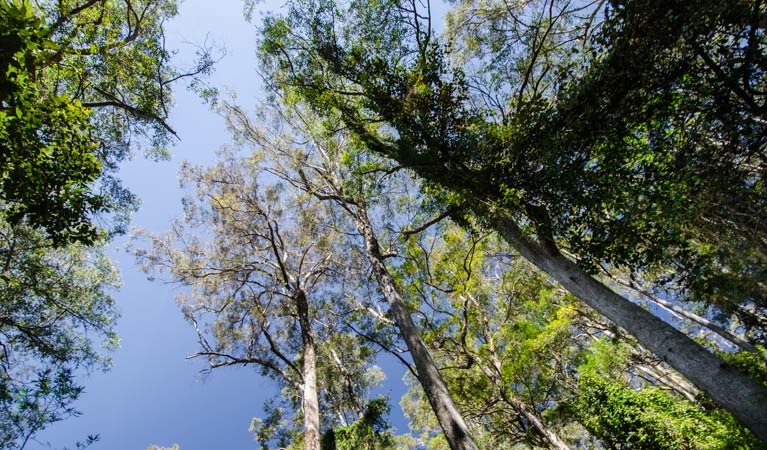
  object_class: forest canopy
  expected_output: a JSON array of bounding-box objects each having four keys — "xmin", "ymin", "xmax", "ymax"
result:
[{"xmin": 3, "ymin": 0, "xmax": 767, "ymax": 449}]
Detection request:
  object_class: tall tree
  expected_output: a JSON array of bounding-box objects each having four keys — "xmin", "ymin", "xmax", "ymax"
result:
[
  {"xmin": 402, "ymin": 223, "xmax": 762, "ymax": 448},
  {"xmin": 257, "ymin": 0, "xmax": 767, "ymax": 439},
  {"xmin": 396, "ymin": 225, "xmax": 582, "ymax": 449},
  {"xmin": 222, "ymin": 100, "xmax": 481, "ymax": 450},
  {"xmin": 134, "ymin": 146, "xmax": 382, "ymax": 450}
]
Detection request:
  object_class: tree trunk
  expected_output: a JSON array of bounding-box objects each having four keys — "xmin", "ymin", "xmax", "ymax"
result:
[
  {"xmin": 296, "ymin": 290, "xmax": 321, "ymax": 450},
  {"xmin": 494, "ymin": 216, "xmax": 767, "ymax": 442},
  {"xmin": 646, "ymin": 292, "xmax": 760, "ymax": 354},
  {"xmin": 355, "ymin": 206, "xmax": 480, "ymax": 450},
  {"xmin": 470, "ymin": 331, "xmax": 571, "ymax": 449},
  {"xmin": 611, "ymin": 274, "xmax": 760, "ymax": 353},
  {"xmin": 511, "ymin": 397, "xmax": 570, "ymax": 450}
]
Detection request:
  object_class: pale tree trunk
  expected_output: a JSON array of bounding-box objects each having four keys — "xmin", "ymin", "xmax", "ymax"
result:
[
  {"xmin": 494, "ymin": 216, "xmax": 767, "ymax": 442},
  {"xmin": 512, "ymin": 398, "xmax": 570, "ymax": 450},
  {"xmin": 355, "ymin": 206, "xmax": 480, "ymax": 450},
  {"xmin": 483, "ymin": 365, "xmax": 570, "ymax": 449},
  {"xmin": 610, "ymin": 274, "xmax": 760, "ymax": 353},
  {"xmin": 579, "ymin": 315, "xmax": 702, "ymax": 402},
  {"xmin": 296, "ymin": 290, "xmax": 321, "ymax": 450},
  {"xmin": 648, "ymin": 295, "xmax": 759, "ymax": 353}
]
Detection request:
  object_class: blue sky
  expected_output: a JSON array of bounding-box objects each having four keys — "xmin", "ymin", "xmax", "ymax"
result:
[{"xmin": 33, "ymin": 1, "xmax": 412, "ymax": 449}]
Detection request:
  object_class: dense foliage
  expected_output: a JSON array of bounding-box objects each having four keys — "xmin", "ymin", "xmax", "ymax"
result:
[
  {"xmin": 256, "ymin": 0, "xmax": 767, "ymax": 439},
  {"xmin": 0, "ymin": 1, "xmax": 103, "ymax": 244},
  {"xmin": 0, "ymin": 0, "xmax": 210, "ymax": 243},
  {"xmin": 321, "ymin": 398, "xmax": 396, "ymax": 450}
]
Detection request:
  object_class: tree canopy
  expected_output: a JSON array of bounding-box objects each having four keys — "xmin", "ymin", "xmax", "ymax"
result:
[
  {"xmin": 8, "ymin": 0, "xmax": 765, "ymax": 447},
  {"xmin": 257, "ymin": 0, "xmax": 767, "ymax": 440},
  {"xmin": 0, "ymin": 0, "xmax": 212, "ymax": 244}
]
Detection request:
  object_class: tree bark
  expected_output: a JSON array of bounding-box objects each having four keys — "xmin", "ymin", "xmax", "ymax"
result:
[
  {"xmin": 355, "ymin": 206, "xmax": 480, "ymax": 450},
  {"xmin": 645, "ymin": 291, "xmax": 760, "ymax": 354},
  {"xmin": 494, "ymin": 215, "xmax": 767, "ymax": 442},
  {"xmin": 610, "ymin": 274, "xmax": 760, "ymax": 353},
  {"xmin": 511, "ymin": 398, "xmax": 570, "ymax": 450},
  {"xmin": 296, "ymin": 290, "xmax": 321, "ymax": 450}
]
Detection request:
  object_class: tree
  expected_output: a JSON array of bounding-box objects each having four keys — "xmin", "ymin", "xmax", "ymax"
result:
[
  {"xmin": 0, "ymin": 0, "xmax": 210, "ymax": 446},
  {"xmin": 0, "ymin": 218, "xmax": 119, "ymax": 449},
  {"xmin": 134, "ymin": 146, "xmax": 383, "ymax": 450},
  {"xmin": 321, "ymin": 398, "xmax": 397, "ymax": 450},
  {"xmin": 397, "ymin": 222, "xmax": 763, "ymax": 448},
  {"xmin": 0, "ymin": 0, "xmax": 105, "ymax": 244},
  {"xmin": 222, "ymin": 100, "xmax": 481, "ymax": 450},
  {"xmin": 257, "ymin": 0, "xmax": 767, "ymax": 439},
  {"xmin": 1, "ymin": 0, "xmax": 210, "ymax": 445},
  {"xmin": 0, "ymin": 0, "xmax": 213, "ymax": 243},
  {"xmin": 396, "ymin": 224, "xmax": 583, "ymax": 449}
]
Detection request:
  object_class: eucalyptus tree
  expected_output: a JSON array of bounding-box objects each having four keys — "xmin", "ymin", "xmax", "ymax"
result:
[
  {"xmin": 395, "ymin": 225, "xmax": 582, "ymax": 449},
  {"xmin": 134, "ymin": 146, "xmax": 383, "ymax": 450},
  {"xmin": 400, "ymin": 222, "xmax": 763, "ymax": 448},
  {"xmin": 222, "ymin": 100, "xmax": 480, "ymax": 450},
  {"xmin": 256, "ymin": 0, "xmax": 767, "ymax": 439}
]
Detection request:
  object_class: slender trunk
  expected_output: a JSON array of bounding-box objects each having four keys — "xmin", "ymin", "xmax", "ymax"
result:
[
  {"xmin": 580, "ymin": 315, "xmax": 701, "ymax": 402},
  {"xmin": 494, "ymin": 216, "xmax": 767, "ymax": 442},
  {"xmin": 613, "ymin": 275, "xmax": 760, "ymax": 353},
  {"xmin": 473, "ymin": 323, "xmax": 570, "ymax": 449},
  {"xmin": 510, "ymin": 397, "xmax": 570, "ymax": 450},
  {"xmin": 634, "ymin": 365, "xmax": 699, "ymax": 402},
  {"xmin": 356, "ymin": 206, "xmax": 480, "ymax": 450},
  {"xmin": 648, "ymin": 295, "xmax": 759, "ymax": 353},
  {"xmin": 477, "ymin": 358, "xmax": 571, "ymax": 450},
  {"xmin": 296, "ymin": 290, "xmax": 321, "ymax": 450}
]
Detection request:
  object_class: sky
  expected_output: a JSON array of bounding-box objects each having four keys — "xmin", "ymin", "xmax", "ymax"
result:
[{"xmin": 35, "ymin": 1, "xmax": 409, "ymax": 449}]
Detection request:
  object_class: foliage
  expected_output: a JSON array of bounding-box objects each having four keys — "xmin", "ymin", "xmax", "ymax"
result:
[
  {"xmin": 250, "ymin": 398, "xmax": 296, "ymax": 450},
  {"xmin": 394, "ymin": 220, "xmax": 765, "ymax": 448},
  {"xmin": 0, "ymin": 0, "xmax": 211, "ymax": 243},
  {"xmin": 0, "ymin": 218, "xmax": 120, "ymax": 449},
  {"xmin": 258, "ymin": 0, "xmax": 767, "ymax": 339},
  {"xmin": 571, "ymin": 339, "xmax": 760, "ymax": 449},
  {"xmin": 575, "ymin": 376, "xmax": 758, "ymax": 449},
  {"xmin": 321, "ymin": 398, "xmax": 396, "ymax": 450},
  {"xmin": 0, "ymin": 0, "xmax": 104, "ymax": 244},
  {"xmin": 0, "ymin": 1, "xmax": 200, "ymax": 446},
  {"xmin": 257, "ymin": 0, "xmax": 767, "ymax": 438},
  {"xmin": 394, "ymin": 224, "xmax": 586, "ymax": 447}
]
